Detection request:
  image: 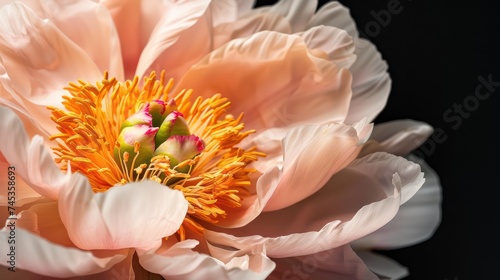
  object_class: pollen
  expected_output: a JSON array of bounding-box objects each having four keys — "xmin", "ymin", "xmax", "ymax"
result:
[{"xmin": 48, "ymin": 71, "xmax": 264, "ymax": 239}]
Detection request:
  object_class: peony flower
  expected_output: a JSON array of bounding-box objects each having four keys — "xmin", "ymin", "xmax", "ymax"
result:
[{"xmin": 0, "ymin": 1, "xmax": 441, "ymax": 279}]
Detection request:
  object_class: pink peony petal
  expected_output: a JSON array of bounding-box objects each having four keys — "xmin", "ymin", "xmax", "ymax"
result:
[
  {"xmin": 105, "ymin": 0, "xmax": 166, "ymax": 78},
  {"xmin": 15, "ymin": 201, "xmax": 73, "ymax": 247},
  {"xmin": 0, "ymin": 107, "xmax": 68, "ymax": 200},
  {"xmin": 135, "ymin": 0, "xmax": 237, "ymax": 80},
  {"xmin": 137, "ymin": 239, "xmax": 274, "ymax": 280},
  {"xmin": 0, "ymin": 153, "xmax": 41, "ymax": 206},
  {"xmin": 0, "ymin": 2, "xmax": 102, "ymax": 134},
  {"xmin": 352, "ymin": 155, "xmax": 441, "ymax": 250},
  {"xmin": 0, "ymin": 227, "xmax": 128, "ymax": 277},
  {"xmin": 58, "ymin": 173, "xmax": 188, "ymax": 251},
  {"xmin": 205, "ymin": 152, "xmax": 424, "ymax": 258},
  {"xmin": 267, "ymin": 245, "xmax": 378, "ymax": 280},
  {"xmin": 305, "ymin": 2, "xmax": 392, "ymax": 124},
  {"xmin": 13, "ymin": 0, "xmax": 124, "ymax": 79},
  {"xmin": 174, "ymin": 31, "xmax": 352, "ymax": 131},
  {"xmin": 263, "ymin": 121, "xmax": 372, "ymax": 211}
]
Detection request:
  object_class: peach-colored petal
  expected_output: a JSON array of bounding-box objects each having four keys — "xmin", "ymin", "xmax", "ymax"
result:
[
  {"xmin": 205, "ymin": 152, "xmax": 424, "ymax": 258},
  {"xmin": 58, "ymin": 172, "xmax": 188, "ymax": 251},
  {"xmin": 135, "ymin": 0, "xmax": 237, "ymax": 80},
  {"xmin": 268, "ymin": 245, "xmax": 378, "ymax": 280},
  {"xmin": 0, "ymin": 107, "xmax": 68, "ymax": 200},
  {"xmin": 0, "ymin": 227, "xmax": 128, "ymax": 277},
  {"xmin": 263, "ymin": 121, "xmax": 372, "ymax": 211},
  {"xmin": 13, "ymin": 0, "xmax": 124, "ymax": 79},
  {"xmin": 369, "ymin": 120, "xmax": 434, "ymax": 156},
  {"xmin": 345, "ymin": 38, "xmax": 391, "ymax": 124},
  {"xmin": 0, "ymin": 2, "xmax": 102, "ymax": 134},
  {"xmin": 352, "ymin": 155, "xmax": 441, "ymax": 250},
  {"xmin": 105, "ymin": 0, "xmax": 166, "ymax": 78},
  {"xmin": 0, "ymin": 153, "xmax": 41, "ymax": 206},
  {"xmin": 137, "ymin": 239, "xmax": 274, "ymax": 279},
  {"xmin": 305, "ymin": 2, "xmax": 392, "ymax": 124},
  {"xmin": 175, "ymin": 31, "xmax": 352, "ymax": 131},
  {"xmin": 15, "ymin": 201, "xmax": 73, "ymax": 247},
  {"xmin": 299, "ymin": 25, "xmax": 356, "ymax": 69},
  {"xmin": 355, "ymin": 251, "xmax": 409, "ymax": 280}
]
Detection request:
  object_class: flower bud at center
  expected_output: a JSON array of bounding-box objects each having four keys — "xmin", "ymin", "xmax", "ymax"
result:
[{"xmin": 114, "ymin": 99, "xmax": 204, "ymax": 181}]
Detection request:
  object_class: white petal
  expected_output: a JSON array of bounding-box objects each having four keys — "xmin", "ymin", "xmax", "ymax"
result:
[
  {"xmin": 138, "ymin": 239, "xmax": 275, "ymax": 280},
  {"xmin": 213, "ymin": 12, "xmax": 291, "ymax": 50},
  {"xmin": 205, "ymin": 153, "xmax": 424, "ymax": 258},
  {"xmin": 345, "ymin": 38, "xmax": 391, "ymax": 124},
  {"xmin": 352, "ymin": 155, "xmax": 441, "ymax": 249},
  {"xmin": 268, "ymin": 245, "xmax": 378, "ymax": 280},
  {"xmin": 58, "ymin": 173, "xmax": 188, "ymax": 251},
  {"xmin": 308, "ymin": 1, "xmax": 358, "ymax": 39},
  {"xmin": 0, "ymin": 107, "xmax": 68, "ymax": 200},
  {"xmin": 355, "ymin": 251, "xmax": 409, "ymax": 280},
  {"xmin": 299, "ymin": 25, "xmax": 356, "ymax": 69},
  {"xmin": 262, "ymin": 0, "xmax": 317, "ymax": 32},
  {"xmin": 370, "ymin": 120, "xmax": 434, "ymax": 156},
  {"xmin": 235, "ymin": 0, "xmax": 255, "ymax": 16},
  {"xmin": 0, "ymin": 227, "xmax": 128, "ymax": 277}
]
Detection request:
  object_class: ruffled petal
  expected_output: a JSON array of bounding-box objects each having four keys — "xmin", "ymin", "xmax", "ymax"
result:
[
  {"xmin": 345, "ymin": 38, "xmax": 391, "ymax": 124},
  {"xmin": 16, "ymin": 0, "xmax": 124, "ymax": 79},
  {"xmin": 0, "ymin": 227, "xmax": 128, "ymax": 277},
  {"xmin": 58, "ymin": 173, "xmax": 188, "ymax": 251},
  {"xmin": 205, "ymin": 152, "xmax": 424, "ymax": 258},
  {"xmin": 0, "ymin": 107, "xmax": 68, "ymax": 200},
  {"xmin": 299, "ymin": 25, "xmax": 356, "ymax": 69},
  {"xmin": 352, "ymin": 155, "xmax": 441, "ymax": 249},
  {"xmin": 368, "ymin": 120, "xmax": 434, "ymax": 156},
  {"xmin": 305, "ymin": 2, "xmax": 392, "ymax": 124},
  {"xmin": 0, "ymin": 2, "xmax": 102, "ymax": 134},
  {"xmin": 135, "ymin": 0, "xmax": 237, "ymax": 80},
  {"xmin": 258, "ymin": 0, "xmax": 317, "ymax": 32},
  {"xmin": 355, "ymin": 251, "xmax": 409, "ymax": 280},
  {"xmin": 213, "ymin": 12, "xmax": 291, "ymax": 50},
  {"xmin": 263, "ymin": 120, "xmax": 372, "ymax": 211},
  {"xmin": 175, "ymin": 31, "xmax": 352, "ymax": 131},
  {"xmin": 235, "ymin": 0, "xmax": 255, "ymax": 16},
  {"xmin": 138, "ymin": 239, "xmax": 274, "ymax": 280},
  {"xmin": 268, "ymin": 245, "xmax": 378, "ymax": 280},
  {"xmin": 307, "ymin": 1, "xmax": 359, "ymax": 38}
]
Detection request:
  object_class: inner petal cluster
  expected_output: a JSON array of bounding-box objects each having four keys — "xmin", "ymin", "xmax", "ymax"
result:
[{"xmin": 48, "ymin": 71, "xmax": 264, "ymax": 239}]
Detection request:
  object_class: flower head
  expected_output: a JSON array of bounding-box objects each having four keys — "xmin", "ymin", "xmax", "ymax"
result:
[{"xmin": 0, "ymin": 1, "xmax": 440, "ymax": 279}]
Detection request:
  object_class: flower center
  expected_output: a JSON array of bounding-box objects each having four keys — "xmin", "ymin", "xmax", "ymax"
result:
[{"xmin": 48, "ymin": 71, "xmax": 264, "ymax": 239}]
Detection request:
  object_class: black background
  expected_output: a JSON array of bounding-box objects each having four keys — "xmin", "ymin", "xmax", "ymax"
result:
[{"xmin": 255, "ymin": 1, "xmax": 500, "ymax": 279}]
